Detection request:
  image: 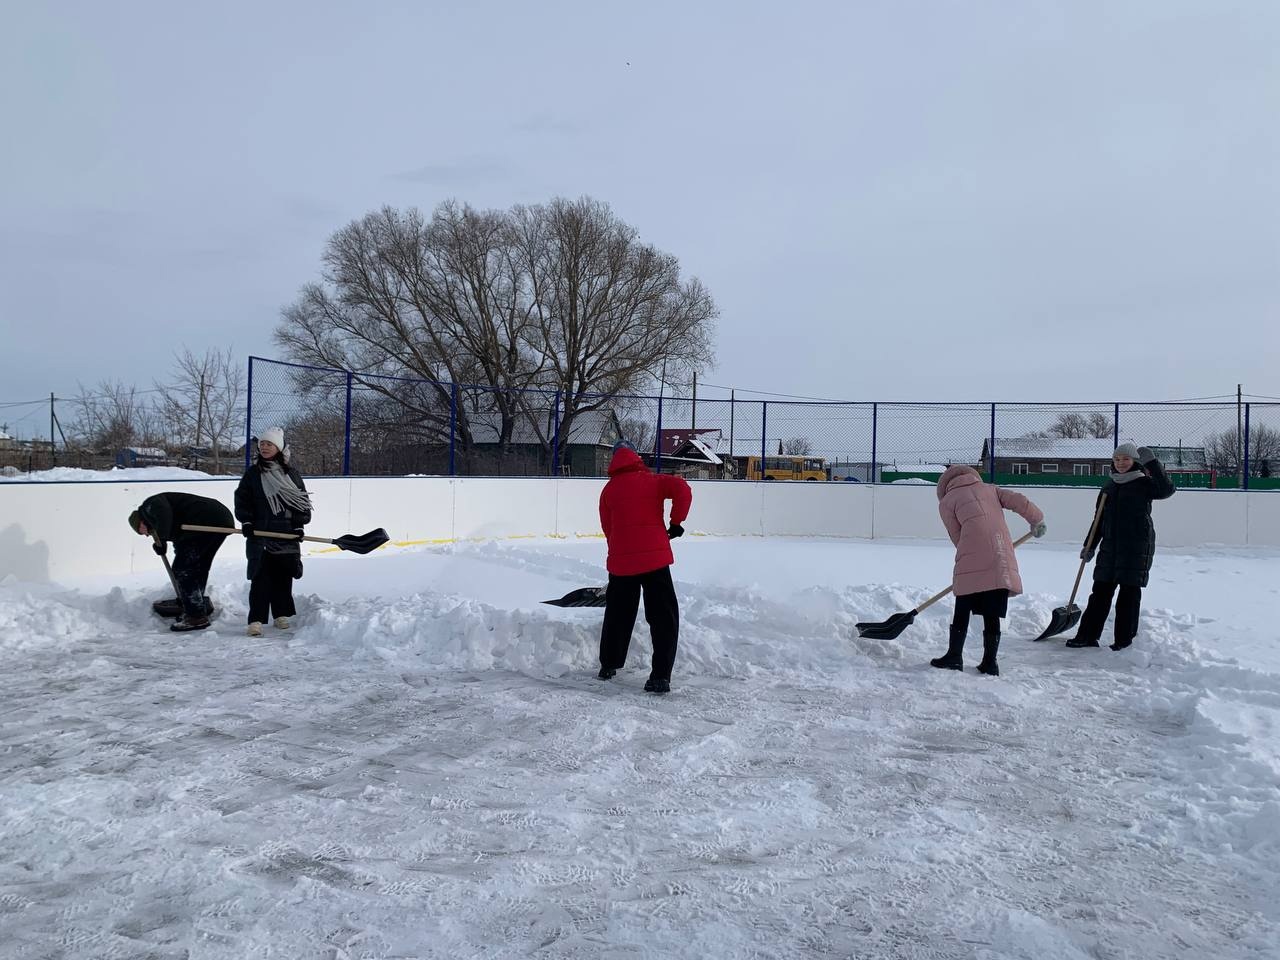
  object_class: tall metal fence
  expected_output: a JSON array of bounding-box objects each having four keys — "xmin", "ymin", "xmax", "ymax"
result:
[{"xmin": 246, "ymin": 357, "xmax": 1280, "ymax": 490}]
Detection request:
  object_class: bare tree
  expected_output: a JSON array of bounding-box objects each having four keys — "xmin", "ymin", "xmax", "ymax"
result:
[
  {"xmin": 783, "ymin": 437, "xmax": 813, "ymax": 455},
  {"xmin": 1204, "ymin": 424, "xmax": 1280, "ymax": 476},
  {"xmin": 276, "ymin": 196, "xmax": 717, "ymax": 474},
  {"xmin": 1039, "ymin": 412, "xmax": 1113, "ymax": 439},
  {"xmin": 510, "ymin": 196, "xmax": 717, "ymax": 466},
  {"xmin": 70, "ymin": 380, "xmax": 154, "ymax": 453},
  {"xmin": 155, "ymin": 347, "xmax": 245, "ymax": 472},
  {"xmin": 275, "ymin": 203, "xmax": 546, "ymax": 470}
]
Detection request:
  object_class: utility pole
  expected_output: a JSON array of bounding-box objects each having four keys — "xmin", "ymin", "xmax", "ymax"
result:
[
  {"xmin": 691, "ymin": 371, "xmax": 697, "ymax": 432},
  {"xmin": 194, "ymin": 373, "xmax": 207, "ymax": 463},
  {"xmin": 49, "ymin": 392, "xmax": 56, "ymax": 467},
  {"xmin": 1237, "ymin": 383, "xmax": 1243, "ymax": 477}
]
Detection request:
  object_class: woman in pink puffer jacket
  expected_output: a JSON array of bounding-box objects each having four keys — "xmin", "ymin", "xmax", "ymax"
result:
[{"xmin": 931, "ymin": 465, "xmax": 1046, "ymax": 676}]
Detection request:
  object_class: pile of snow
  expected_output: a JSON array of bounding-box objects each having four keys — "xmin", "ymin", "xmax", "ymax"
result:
[
  {"xmin": 0, "ymin": 465, "xmax": 219, "ymax": 483},
  {"xmin": 2, "ymin": 537, "xmax": 1278, "ymax": 957}
]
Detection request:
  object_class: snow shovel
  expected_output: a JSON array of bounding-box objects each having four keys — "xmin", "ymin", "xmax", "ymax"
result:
[
  {"xmin": 854, "ymin": 531, "xmax": 1036, "ymax": 641},
  {"xmin": 1033, "ymin": 494, "xmax": 1107, "ymax": 641},
  {"xmin": 543, "ymin": 586, "xmax": 608, "ymax": 608},
  {"xmin": 180, "ymin": 524, "xmax": 390, "ymax": 555}
]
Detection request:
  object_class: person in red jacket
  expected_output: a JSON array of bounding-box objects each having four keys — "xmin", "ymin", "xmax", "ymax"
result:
[{"xmin": 597, "ymin": 439, "xmax": 693, "ymax": 693}]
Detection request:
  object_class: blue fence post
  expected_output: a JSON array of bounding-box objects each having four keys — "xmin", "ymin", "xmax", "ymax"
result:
[
  {"xmin": 761, "ymin": 402, "xmax": 768, "ymax": 477},
  {"xmin": 1243, "ymin": 403, "xmax": 1251, "ymax": 491},
  {"xmin": 1113, "ymin": 403, "xmax": 1121, "ymax": 448},
  {"xmin": 244, "ymin": 356, "xmax": 254, "ymax": 471},
  {"xmin": 550, "ymin": 390, "xmax": 561, "ymax": 476},
  {"xmin": 342, "ymin": 372, "xmax": 353, "ymax": 476},
  {"xmin": 988, "ymin": 403, "xmax": 997, "ymax": 482},
  {"xmin": 654, "ymin": 393, "xmax": 664, "ymax": 474},
  {"xmin": 870, "ymin": 402, "xmax": 878, "ymax": 484},
  {"xmin": 449, "ymin": 383, "xmax": 458, "ymax": 477}
]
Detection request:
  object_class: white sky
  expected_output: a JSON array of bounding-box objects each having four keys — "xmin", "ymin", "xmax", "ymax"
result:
[{"xmin": 1, "ymin": 0, "xmax": 1277, "ymax": 428}]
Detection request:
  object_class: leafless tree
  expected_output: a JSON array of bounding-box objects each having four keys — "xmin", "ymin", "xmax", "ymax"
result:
[
  {"xmin": 277, "ymin": 197, "xmax": 716, "ymax": 474},
  {"xmin": 1038, "ymin": 412, "xmax": 1113, "ymax": 439},
  {"xmin": 1204, "ymin": 424, "xmax": 1280, "ymax": 476},
  {"xmin": 155, "ymin": 347, "xmax": 245, "ymax": 472},
  {"xmin": 510, "ymin": 196, "xmax": 717, "ymax": 465},
  {"xmin": 783, "ymin": 437, "xmax": 813, "ymax": 456},
  {"xmin": 275, "ymin": 203, "xmax": 546, "ymax": 470},
  {"xmin": 70, "ymin": 380, "xmax": 156, "ymax": 453}
]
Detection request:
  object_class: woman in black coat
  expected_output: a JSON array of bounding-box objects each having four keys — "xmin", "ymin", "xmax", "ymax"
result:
[
  {"xmin": 235, "ymin": 427, "xmax": 312, "ymax": 636},
  {"xmin": 1067, "ymin": 443, "xmax": 1175, "ymax": 651}
]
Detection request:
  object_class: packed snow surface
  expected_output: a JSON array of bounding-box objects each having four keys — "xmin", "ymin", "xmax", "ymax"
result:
[{"xmin": 2, "ymin": 536, "xmax": 1278, "ymax": 959}]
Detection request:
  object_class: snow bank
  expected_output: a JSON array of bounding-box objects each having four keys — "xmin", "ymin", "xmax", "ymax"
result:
[{"xmin": 0, "ymin": 465, "xmax": 218, "ymax": 483}]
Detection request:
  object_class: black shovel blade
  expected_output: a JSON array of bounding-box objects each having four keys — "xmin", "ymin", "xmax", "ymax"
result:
[
  {"xmin": 854, "ymin": 608, "xmax": 919, "ymax": 641},
  {"xmin": 1033, "ymin": 603, "xmax": 1081, "ymax": 641},
  {"xmin": 332, "ymin": 528, "xmax": 390, "ymax": 555},
  {"xmin": 543, "ymin": 586, "xmax": 608, "ymax": 608}
]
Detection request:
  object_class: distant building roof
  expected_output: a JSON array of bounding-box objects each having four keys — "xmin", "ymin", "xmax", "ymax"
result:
[{"xmin": 986, "ymin": 437, "xmax": 1115, "ymax": 459}]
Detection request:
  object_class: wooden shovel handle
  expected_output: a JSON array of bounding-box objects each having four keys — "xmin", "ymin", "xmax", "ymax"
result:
[
  {"xmin": 180, "ymin": 523, "xmax": 334, "ymax": 545},
  {"xmin": 1068, "ymin": 494, "xmax": 1108, "ymax": 604},
  {"xmin": 917, "ymin": 530, "xmax": 1037, "ymax": 614}
]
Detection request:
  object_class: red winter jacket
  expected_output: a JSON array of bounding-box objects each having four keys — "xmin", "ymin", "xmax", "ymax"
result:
[{"xmin": 599, "ymin": 448, "xmax": 692, "ymax": 576}]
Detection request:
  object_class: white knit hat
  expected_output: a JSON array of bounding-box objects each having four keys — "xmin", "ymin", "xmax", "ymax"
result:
[
  {"xmin": 259, "ymin": 427, "xmax": 285, "ymax": 450},
  {"xmin": 1113, "ymin": 442, "xmax": 1140, "ymax": 460}
]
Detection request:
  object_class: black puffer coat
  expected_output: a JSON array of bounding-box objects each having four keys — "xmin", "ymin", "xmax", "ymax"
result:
[
  {"xmin": 138, "ymin": 492, "xmax": 233, "ymax": 543},
  {"xmin": 234, "ymin": 458, "xmax": 311, "ymax": 580},
  {"xmin": 1084, "ymin": 458, "xmax": 1175, "ymax": 587}
]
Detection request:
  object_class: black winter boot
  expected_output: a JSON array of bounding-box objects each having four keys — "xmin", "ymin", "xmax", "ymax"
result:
[
  {"xmin": 597, "ymin": 667, "xmax": 617, "ymax": 680},
  {"xmin": 976, "ymin": 630, "xmax": 1001, "ymax": 676},
  {"xmin": 644, "ymin": 676, "xmax": 670, "ymax": 694},
  {"xmin": 930, "ymin": 624, "xmax": 966, "ymax": 671}
]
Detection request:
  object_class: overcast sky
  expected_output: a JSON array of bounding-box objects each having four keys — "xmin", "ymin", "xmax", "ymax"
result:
[{"xmin": 1, "ymin": 0, "xmax": 1276, "ymax": 438}]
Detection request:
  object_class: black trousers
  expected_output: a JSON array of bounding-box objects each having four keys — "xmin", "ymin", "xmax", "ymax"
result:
[
  {"xmin": 599, "ymin": 566, "xmax": 679, "ymax": 681},
  {"xmin": 248, "ymin": 552, "xmax": 298, "ymax": 623},
  {"xmin": 172, "ymin": 533, "xmax": 226, "ymax": 618},
  {"xmin": 1076, "ymin": 581, "xmax": 1142, "ymax": 644},
  {"xmin": 950, "ymin": 589, "xmax": 1008, "ymax": 635}
]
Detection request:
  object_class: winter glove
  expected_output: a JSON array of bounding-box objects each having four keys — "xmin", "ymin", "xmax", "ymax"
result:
[
  {"xmin": 292, "ymin": 528, "xmax": 305, "ymax": 539},
  {"xmin": 667, "ymin": 522, "xmax": 684, "ymax": 540},
  {"xmin": 1032, "ymin": 521, "xmax": 1047, "ymax": 538},
  {"xmin": 1136, "ymin": 446, "xmax": 1156, "ymax": 464},
  {"xmin": 241, "ymin": 523, "xmax": 255, "ymax": 539},
  {"xmin": 1080, "ymin": 544, "xmax": 1095, "ymax": 562},
  {"xmin": 152, "ymin": 541, "xmax": 167, "ymax": 556}
]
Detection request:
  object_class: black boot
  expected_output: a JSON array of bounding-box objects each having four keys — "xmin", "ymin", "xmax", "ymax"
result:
[
  {"xmin": 597, "ymin": 667, "xmax": 617, "ymax": 680},
  {"xmin": 644, "ymin": 676, "xmax": 670, "ymax": 694},
  {"xmin": 930, "ymin": 624, "xmax": 966, "ymax": 671},
  {"xmin": 976, "ymin": 630, "xmax": 1000, "ymax": 676},
  {"xmin": 1065, "ymin": 636, "xmax": 1100, "ymax": 648}
]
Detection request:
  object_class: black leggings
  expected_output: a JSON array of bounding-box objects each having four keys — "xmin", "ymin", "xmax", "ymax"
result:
[{"xmin": 951, "ymin": 607, "xmax": 1001, "ymax": 635}]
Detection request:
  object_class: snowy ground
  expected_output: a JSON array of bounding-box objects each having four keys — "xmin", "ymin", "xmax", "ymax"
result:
[
  {"xmin": 2, "ymin": 537, "xmax": 1279, "ymax": 959},
  {"xmin": 0, "ymin": 467, "xmax": 218, "ymax": 483}
]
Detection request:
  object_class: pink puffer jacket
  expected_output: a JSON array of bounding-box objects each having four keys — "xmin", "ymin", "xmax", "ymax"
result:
[{"xmin": 937, "ymin": 465, "xmax": 1044, "ymax": 597}]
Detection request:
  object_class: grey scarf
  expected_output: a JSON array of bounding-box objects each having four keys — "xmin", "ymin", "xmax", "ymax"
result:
[
  {"xmin": 1110, "ymin": 467, "xmax": 1146, "ymax": 484},
  {"xmin": 260, "ymin": 460, "xmax": 312, "ymax": 516}
]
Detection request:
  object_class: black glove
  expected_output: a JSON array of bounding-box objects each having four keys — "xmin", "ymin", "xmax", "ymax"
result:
[
  {"xmin": 667, "ymin": 522, "xmax": 684, "ymax": 540},
  {"xmin": 241, "ymin": 523, "xmax": 254, "ymax": 539},
  {"xmin": 1136, "ymin": 446, "xmax": 1156, "ymax": 464},
  {"xmin": 152, "ymin": 541, "xmax": 167, "ymax": 556},
  {"xmin": 292, "ymin": 528, "xmax": 305, "ymax": 539},
  {"xmin": 1080, "ymin": 545, "xmax": 1095, "ymax": 561}
]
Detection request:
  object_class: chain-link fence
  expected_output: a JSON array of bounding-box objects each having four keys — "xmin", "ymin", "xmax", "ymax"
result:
[{"xmin": 244, "ymin": 358, "xmax": 1280, "ymax": 489}]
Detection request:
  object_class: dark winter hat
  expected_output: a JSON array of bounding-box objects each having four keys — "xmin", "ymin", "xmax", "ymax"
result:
[
  {"xmin": 127, "ymin": 510, "xmax": 144, "ymax": 534},
  {"xmin": 1113, "ymin": 442, "xmax": 1140, "ymax": 460},
  {"xmin": 612, "ymin": 438, "xmax": 637, "ymax": 454}
]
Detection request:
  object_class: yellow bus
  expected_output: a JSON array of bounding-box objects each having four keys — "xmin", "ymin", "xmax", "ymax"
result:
[{"xmin": 743, "ymin": 455, "xmax": 826, "ymax": 481}]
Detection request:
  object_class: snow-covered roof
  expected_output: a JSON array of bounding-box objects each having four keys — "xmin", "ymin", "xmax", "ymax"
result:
[
  {"xmin": 123, "ymin": 447, "xmax": 169, "ymax": 458},
  {"xmin": 988, "ymin": 437, "xmax": 1114, "ymax": 459}
]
